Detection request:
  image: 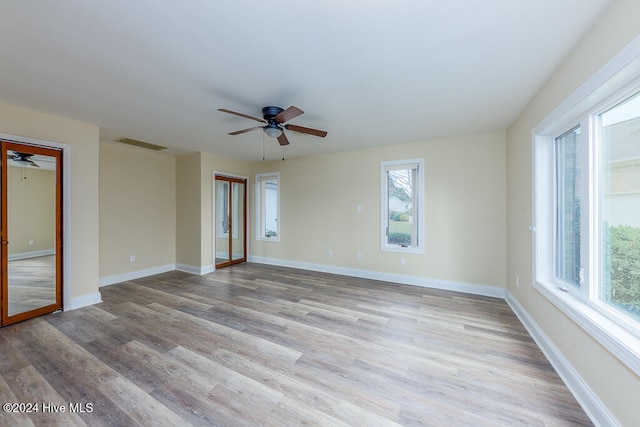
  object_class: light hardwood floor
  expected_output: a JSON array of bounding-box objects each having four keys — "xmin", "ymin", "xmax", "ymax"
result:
[{"xmin": 0, "ymin": 263, "xmax": 592, "ymax": 426}]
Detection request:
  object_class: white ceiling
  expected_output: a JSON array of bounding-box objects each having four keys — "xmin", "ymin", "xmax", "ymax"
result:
[{"xmin": 0, "ymin": 1, "xmax": 613, "ymax": 162}]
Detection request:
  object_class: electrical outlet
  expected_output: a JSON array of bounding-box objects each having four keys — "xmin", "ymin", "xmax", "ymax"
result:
[
  {"xmin": 130, "ymin": 255, "xmax": 136, "ymax": 262},
  {"xmin": 400, "ymin": 257, "xmax": 406, "ymax": 265},
  {"xmin": 29, "ymin": 240, "xmax": 34, "ymax": 246},
  {"xmin": 356, "ymin": 205, "xmax": 361, "ymax": 213},
  {"xmin": 356, "ymin": 252, "xmax": 362, "ymax": 261},
  {"xmin": 327, "ymin": 249, "xmax": 333, "ymax": 258},
  {"xmin": 516, "ymin": 276, "xmax": 520, "ymax": 287}
]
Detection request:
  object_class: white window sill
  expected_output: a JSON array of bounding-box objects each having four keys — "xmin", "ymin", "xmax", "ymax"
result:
[
  {"xmin": 256, "ymin": 237, "xmax": 280, "ymax": 243},
  {"xmin": 382, "ymin": 245, "xmax": 424, "ymax": 255},
  {"xmin": 534, "ymin": 280, "xmax": 640, "ymax": 377}
]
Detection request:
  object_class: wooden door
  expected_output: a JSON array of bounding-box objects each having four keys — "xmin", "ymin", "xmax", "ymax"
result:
[{"xmin": 1, "ymin": 141, "xmax": 63, "ymax": 326}]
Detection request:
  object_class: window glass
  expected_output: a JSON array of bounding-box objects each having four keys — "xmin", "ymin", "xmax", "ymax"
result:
[
  {"xmin": 599, "ymin": 91, "xmax": 640, "ymax": 320},
  {"xmin": 555, "ymin": 126, "xmax": 582, "ymax": 288}
]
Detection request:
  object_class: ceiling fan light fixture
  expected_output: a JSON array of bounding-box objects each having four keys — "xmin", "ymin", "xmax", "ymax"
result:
[{"xmin": 264, "ymin": 124, "xmax": 283, "ymax": 138}]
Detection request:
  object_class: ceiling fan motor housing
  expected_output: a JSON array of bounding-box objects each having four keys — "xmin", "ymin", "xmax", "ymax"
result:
[
  {"xmin": 262, "ymin": 106, "xmax": 285, "ymax": 137},
  {"xmin": 262, "ymin": 106, "xmax": 284, "ymax": 120}
]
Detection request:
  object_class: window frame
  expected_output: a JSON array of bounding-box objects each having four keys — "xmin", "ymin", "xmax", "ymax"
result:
[
  {"xmin": 255, "ymin": 172, "xmax": 280, "ymax": 242},
  {"xmin": 532, "ymin": 41, "xmax": 640, "ymax": 377},
  {"xmin": 380, "ymin": 158, "xmax": 425, "ymax": 254}
]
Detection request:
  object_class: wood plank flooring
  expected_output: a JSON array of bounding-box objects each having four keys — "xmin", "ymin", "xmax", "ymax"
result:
[{"xmin": 0, "ymin": 263, "xmax": 592, "ymax": 426}]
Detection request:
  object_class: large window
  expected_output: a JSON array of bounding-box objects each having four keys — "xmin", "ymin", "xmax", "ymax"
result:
[
  {"xmin": 381, "ymin": 159, "xmax": 424, "ymax": 253},
  {"xmin": 534, "ymin": 80, "xmax": 640, "ymax": 372},
  {"xmin": 256, "ymin": 172, "xmax": 279, "ymax": 241}
]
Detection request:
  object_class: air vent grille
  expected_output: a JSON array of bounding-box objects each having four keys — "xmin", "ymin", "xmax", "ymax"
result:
[{"xmin": 114, "ymin": 137, "xmax": 167, "ymax": 151}]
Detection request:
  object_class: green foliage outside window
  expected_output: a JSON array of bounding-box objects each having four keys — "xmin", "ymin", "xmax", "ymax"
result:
[
  {"xmin": 388, "ymin": 232, "xmax": 412, "ymax": 246},
  {"xmin": 388, "ymin": 211, "xmax": 412, "ymax": 245},
  {"xmin": 604, "ymin": 225, "xmax": 640, "ymax": 319}
]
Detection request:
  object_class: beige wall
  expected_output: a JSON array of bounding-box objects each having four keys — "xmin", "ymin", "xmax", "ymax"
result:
[
  {"xmin": 0, "ymin": 101, "xmax": 100, "ymax": 302},
  {"xmin": 176, "ymin": 153, "xmax": 203, "ymax": 268},
  {"xmin": 173, "ymin": 131, "xmax": 505, "ymax": 289},
  {"xmin": 506, "ymin": 0, "xmax": 640, "ymax": 425},
  {"xmin": 99, "ymin": 142, "xmax": 176, "ymax": 278},
  {"xmin": 250, "ymin": 131, "xmax": 507, "ymax": 288},
  {"xmin": 7, "ymin": 166, "xmax": 55, "ymax": 255}
]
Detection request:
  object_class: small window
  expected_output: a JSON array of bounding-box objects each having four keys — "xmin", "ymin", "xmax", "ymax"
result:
[
  {"xmin": 381, "ymin": 159, "xmax": 424, "ymax": 253},
  {"xmin": 256, "ymin": 173, "xmax": 279, "ymax": 241}
]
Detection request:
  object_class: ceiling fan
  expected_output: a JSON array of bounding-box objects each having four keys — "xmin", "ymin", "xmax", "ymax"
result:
[
  {"xmin": 9, "ymin": 152, "xmax": 40, "ymax": 168},
  {"xmin": 218, "ymin": 106, "xmax": 327, "ymax": 146}
]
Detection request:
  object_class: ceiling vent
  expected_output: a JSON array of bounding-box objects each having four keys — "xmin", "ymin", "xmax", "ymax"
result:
[{"xmin": 114, "ymin": 137, "xmax": 167, "ymax": 151}]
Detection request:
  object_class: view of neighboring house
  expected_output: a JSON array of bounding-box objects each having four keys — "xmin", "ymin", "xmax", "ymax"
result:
[
  {"xmin": 388, "ymin": 195, "xmax": 412, "ymax": 216},
  {"xmin": 604, "ymin": 114, "xmax": 640, "ymax": 227}
]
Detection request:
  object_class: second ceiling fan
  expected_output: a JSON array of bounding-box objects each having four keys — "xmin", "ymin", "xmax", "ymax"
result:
[{"xmin": 218, "ymin": 105, "xmax": 327, "ymax": 146}]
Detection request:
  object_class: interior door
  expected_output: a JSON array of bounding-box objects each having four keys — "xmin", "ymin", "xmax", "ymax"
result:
[
  {"xmin": 215, "ymin": 175, "xmax": 246, "ymax": 268},
  {"xmin": 1, "ymin": 141, "xmax": 63, "ymax": 326}
]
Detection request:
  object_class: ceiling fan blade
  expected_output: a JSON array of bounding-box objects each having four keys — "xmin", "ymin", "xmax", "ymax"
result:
[
  {"xmin": 29, "ymin": 160, "xmax": 40, "ymax": 168},
  {"xmin": 229, "ymin": 126, "xmax": 264, "ymax": 135},
  {"xmin": 218, "ymin": 108, "xmax": 266, "ymax": 123},
  {"xmin": 275, "ymin": 106, "xmax": 304, "ymax": 123},
  {"xmin": 277, "ymin": 132, "xmax": 290, "ymax": 146},
  {"xmin": 285, "ymin": 124, "xmax": 328, "ymax": 138}
]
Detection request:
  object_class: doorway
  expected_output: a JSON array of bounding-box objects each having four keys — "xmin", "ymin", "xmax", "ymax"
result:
[
  {"xmin": 1, "ymin": 141, "xmax": 63, "ymax": 326},
  {"xmin": 215, "ymin": 175, "xmax": 246, "ymax": 268}
]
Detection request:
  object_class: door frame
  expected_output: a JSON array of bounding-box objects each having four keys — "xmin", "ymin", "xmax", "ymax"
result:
[
  {"xmin": 214, "ymin": 173, "xmax": 247, "ymax": 269},
  {"xmin": 0, "ymin": 133, "xmax": 71, "ymax": 319}
]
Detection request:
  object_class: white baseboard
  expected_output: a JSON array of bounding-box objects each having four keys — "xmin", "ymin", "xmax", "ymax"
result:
[
  {"xmin": 505, "ymin": 291, "xmax": 618, "ymax": 427},
  {"xmin": 99, "ymin": 264, "xmax": 177, "ymax": 287},
  {"xmin": 99, "ymin": 263, "xmax": 215, "ymax": 286},
  {"xmin": 67, "ymin": 292, "xmax": 102, "ymax": 311},
  {"xmin": 176, "ymin": 263, "xmax": 214, "ymax": 275},
  {"xmin": 248, "ymin": 256, "xmax": 505, "ymax": 299},
  {"xmin": 9, "ymin": 249, "xmax": 55, "ymax": 261}
]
